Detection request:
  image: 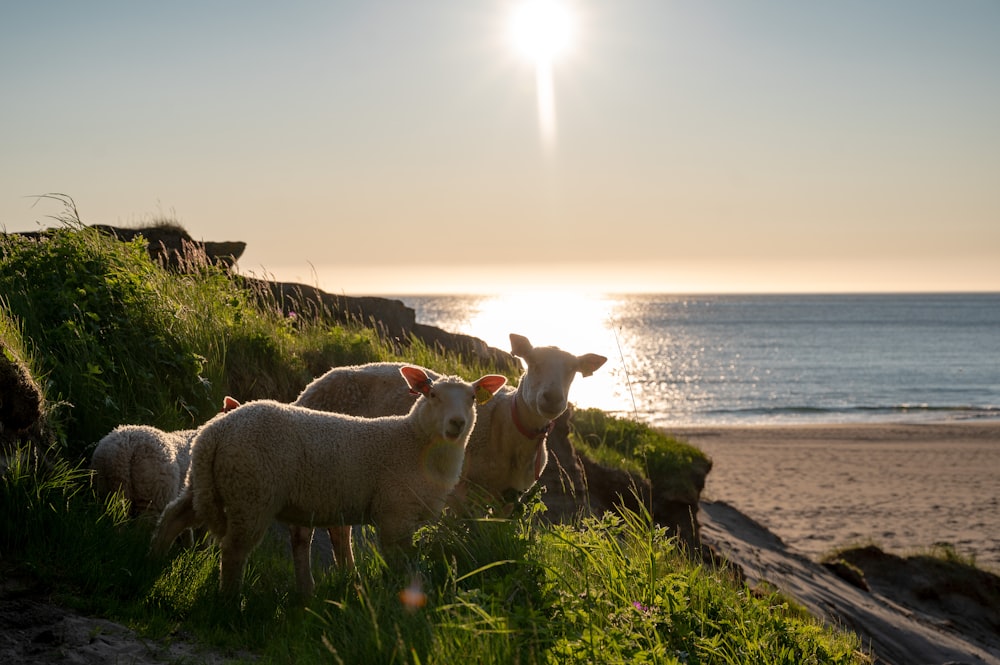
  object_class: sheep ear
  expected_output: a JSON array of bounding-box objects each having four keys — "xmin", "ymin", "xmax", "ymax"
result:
[
  {"xmin": 473, "ymin": 375, "xmax": 507, "ymax": 404},
  {"xmin": 222, "ymin": 396, "xmax": 241, "ymax": 413},
  {"xmin": 577, "ymin": 353, "xmax": 608, "ymax": 378},
  {"xmin": 400, "ymin": 366, "xmax": 433, "ymax": 396},
  {"xmin": 509, "ymin": 333, "xmax": 533, "ymax": 359}
]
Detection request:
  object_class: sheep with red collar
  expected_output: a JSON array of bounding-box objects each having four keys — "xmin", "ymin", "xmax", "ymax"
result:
[
  {"xmin": 294, "ymin": 334, "xmax": 607, "ymax": 566},
  {"xmin": 151, "ymin": 367, "xmax": 505, "ymax": 597}
]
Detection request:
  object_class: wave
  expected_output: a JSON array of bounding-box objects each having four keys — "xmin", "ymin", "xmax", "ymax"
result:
[
  {"xmin": 698, "ymin": 404, "xmax": 1000, "ymax": 424},
  {"xmin": 615, "ymin": 404, "xmax": 1000, "ymax": 428}
]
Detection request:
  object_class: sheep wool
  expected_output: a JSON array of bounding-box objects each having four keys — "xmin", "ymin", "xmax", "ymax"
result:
[
  {"xmin": 90, "ymin": 397, "xmax": 241, "ymax": 516},
  {"xmin": 91, "ymin": 425, "xmax": 195, "ymax": 516}
]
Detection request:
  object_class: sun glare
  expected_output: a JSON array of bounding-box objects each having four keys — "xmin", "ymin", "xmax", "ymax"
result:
[
  {"xmin": 459, "ymin": 292, "xmax": 633, "ymax": 415},
  {"xmin": 508, "ymin": 0, "xmax": 576, "ymax": 149},
  {"xmin": 509, "ymin": 0, "xmax": 574, "ymax": 64}
]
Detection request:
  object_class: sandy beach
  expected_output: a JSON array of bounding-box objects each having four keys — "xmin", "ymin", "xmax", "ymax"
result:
[{"xmin": 667, "ymin": 421, "xmax": 1000, "ymax": 569}]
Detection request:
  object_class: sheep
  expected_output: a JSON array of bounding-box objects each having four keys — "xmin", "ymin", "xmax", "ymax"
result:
[
  {"xmin": 150, "ymin": 366, "xmax": 507, "ymax": 597},
  {"xmin": 294, "ymin": 333, "xmax": 607, "ymax": 566},
  {"xmin": 91, "ymin": 396, "xmax": 241, "ymax": 517}
]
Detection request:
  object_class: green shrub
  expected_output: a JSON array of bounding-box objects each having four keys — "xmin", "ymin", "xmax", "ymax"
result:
[
  {"xmin": 571, "ymin": 407, "xmax": 710, "ymax": 499},
  {"xmin": 0, "ymin": 226, "xmax": 214, "ymax": 458}
]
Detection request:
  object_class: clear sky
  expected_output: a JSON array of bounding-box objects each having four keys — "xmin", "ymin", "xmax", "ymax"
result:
[{"xmin": 2, "ymin": 1, "xmax": 998, "ymax": 294}]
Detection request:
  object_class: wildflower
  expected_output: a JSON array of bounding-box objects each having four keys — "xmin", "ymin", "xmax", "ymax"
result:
[{"xmin": 633, "ymin": 601, "xmax": 651, "ymax": 613}]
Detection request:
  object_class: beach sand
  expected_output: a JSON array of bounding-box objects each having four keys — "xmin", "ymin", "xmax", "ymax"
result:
[{"xmin": 667, "ymin": 421, "xmax": 1000, "ymax": 569}]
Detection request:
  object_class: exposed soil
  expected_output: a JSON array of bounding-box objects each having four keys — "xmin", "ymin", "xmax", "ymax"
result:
[{"xmin": 0, "ymin": 569, "xmax": 252, "ymax": 665}]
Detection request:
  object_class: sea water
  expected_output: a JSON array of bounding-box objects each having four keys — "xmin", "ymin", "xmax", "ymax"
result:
[{"xmin": 391, "ymin": 293, "xmax": 1000, "ymax": 427}]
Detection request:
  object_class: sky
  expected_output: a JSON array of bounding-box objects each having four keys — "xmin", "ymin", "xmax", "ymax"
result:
[{"xmin": 2, "ymin": 0, "xmax": 998, "ymax": 295}]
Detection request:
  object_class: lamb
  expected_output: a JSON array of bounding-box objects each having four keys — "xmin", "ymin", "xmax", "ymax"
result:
[
  {"xmin": 91, "ymin": 396, "xmax": 240, "ymax": 516},
  {"xmin": 150, "ymin": 366, "xmax": 506, "ymax": 597},
  {"xmin": 294, "ymin": 333, "xmax": 607, "ymax": 566}
]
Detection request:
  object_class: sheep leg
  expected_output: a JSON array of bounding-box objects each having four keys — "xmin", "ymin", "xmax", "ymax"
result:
[
  {"xmin": 327, "ymin": 526, "xmax": 355, "ymax": 569},
  {"xmin": 151, "ymin": 492, "xmax": 196, "ymax": 556},
  {"xmin": 377, "ymin": 518, "xmax": 417, "ymax": 568},
  {"xmin": 215, "ymin": 501, "xmax": 272, "ymax": 596},
  {"xmin": 218, "ymin": 529, "xmax": 260, "ymax": 596},
  {"xmin": 289, "ymin": 525, "xmax": 316, "ymax": 597}
]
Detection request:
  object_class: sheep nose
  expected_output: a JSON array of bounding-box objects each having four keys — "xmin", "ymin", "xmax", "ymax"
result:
[
  {"xmin": 447, "ymin": 417, "xmax": 466, "ymax": 436},
  {"xmin": 541, "ymin": 390, "xmax": 563, "ymax": 409}
]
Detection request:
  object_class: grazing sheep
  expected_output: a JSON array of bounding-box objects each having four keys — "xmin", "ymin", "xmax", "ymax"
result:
[
  {"xmin": 151, "ymin": 367, "xmax": 506, "ymax": 597},
  {"xmin": 90, "ymin": 397, "xmax": 240, "ymax": 516},
  {"xmin": 295, "ymin": 333, "xmax": 607, "ymax": 566}
]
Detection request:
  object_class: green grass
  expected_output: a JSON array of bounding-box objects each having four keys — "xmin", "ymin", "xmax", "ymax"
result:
[
  {"xmin": 1, "ymin": 212, "xmax": 868, "ymax": 663},
  {"xmin": 571, "ymin": 407, "xmax": 710, "ymax": 501}
]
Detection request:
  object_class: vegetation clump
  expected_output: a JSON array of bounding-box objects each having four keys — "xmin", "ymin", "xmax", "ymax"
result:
[{"xmin": 571, "ymin": 406, "xmax": 711, "ymax": 501}]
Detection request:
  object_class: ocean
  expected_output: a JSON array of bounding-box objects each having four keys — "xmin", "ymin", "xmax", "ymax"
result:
[{"xmin": 391, "ymin": 293, "xmax": 1000, "ymax": 428}]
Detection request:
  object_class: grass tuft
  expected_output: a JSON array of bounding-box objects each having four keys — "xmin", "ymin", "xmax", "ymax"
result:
[{"xmin": 571, "ymin": 407, "xmax": 710, "ymax": 501}]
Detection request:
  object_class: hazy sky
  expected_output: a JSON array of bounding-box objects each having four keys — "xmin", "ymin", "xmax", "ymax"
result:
[{"xmin": 2, "ymin": 1, "xmax": 998, "ymax": 294}]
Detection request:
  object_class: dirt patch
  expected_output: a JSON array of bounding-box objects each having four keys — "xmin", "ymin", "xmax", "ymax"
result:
[{"xmin": 0, "ymin": 573, "xmax": 252, "ymax": 665}]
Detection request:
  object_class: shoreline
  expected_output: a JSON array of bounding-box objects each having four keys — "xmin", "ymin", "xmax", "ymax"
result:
[
  {"xmin": 666, "ymin": 419, "xmax": 1000, "ymax": 440},
  {"xmin": 664, "ymin": 421, "xmax": 1000, "ymax": 568}
]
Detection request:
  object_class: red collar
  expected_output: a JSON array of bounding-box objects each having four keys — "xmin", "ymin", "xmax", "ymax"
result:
[{"xmin": 511, "ymin": 391, "xmax": 554, "ymax": 442}]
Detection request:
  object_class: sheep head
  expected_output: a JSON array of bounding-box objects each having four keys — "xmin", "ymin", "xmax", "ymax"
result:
[
  {"xmin": 509, "ymin": 333, "xmax": 608, "ymax": 421},
  {"xmin": 400, "ymin": 366, "xmax": 506, "ymax": 442}
]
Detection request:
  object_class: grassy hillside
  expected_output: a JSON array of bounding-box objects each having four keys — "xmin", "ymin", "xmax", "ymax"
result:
[{"xmin": 1, "ymin": 216, "xmax": 867, "ymax": 663}]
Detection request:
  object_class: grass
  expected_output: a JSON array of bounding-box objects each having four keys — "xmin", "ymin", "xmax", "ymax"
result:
[
  {"xmin": 1, "ymin": 211, "xmax": 868, "ymax": 663},
  {"xmin": 571, "ymin": 407, "xmax": 711, "ymax": 501}
]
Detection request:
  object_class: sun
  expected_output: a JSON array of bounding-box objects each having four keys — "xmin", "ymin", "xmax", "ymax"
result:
[
  {"xmin": 509, "ymin": 0, "xmax": 575, "ymax": 65},
  {"xmin": 507, "ymin": 0, "xmax": 576, "ymax": 148}
]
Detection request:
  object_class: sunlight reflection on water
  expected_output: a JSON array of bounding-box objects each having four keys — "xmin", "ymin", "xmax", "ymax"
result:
[
  {"xmin": 400, "ymin": 293, "xmax": 769, "ymax": 427},
  {"xmin": 400, "ymin": 293, "xmax": 1000, "ymax": 428},
  {"xmin": 402, "ymin": 292, "xmax": 642, "ymax": 419}
]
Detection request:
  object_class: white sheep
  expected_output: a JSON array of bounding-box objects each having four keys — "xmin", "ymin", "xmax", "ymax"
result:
[
  {"xmin": 294, "ymin": 333, "xmax": 607, "ymax": 566},
  {"xmin": 150, "ymin": 366, "xmax": 506, "ymax": 597},
  {"xmin": 91, "ymin": 396, "xmax": 240, "ymax": 516}
]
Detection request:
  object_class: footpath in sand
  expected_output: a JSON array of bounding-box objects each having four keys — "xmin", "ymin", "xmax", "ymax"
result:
[{"xmin": 675, "ymin": 422, "xmax": 1000, "ymax": 665}]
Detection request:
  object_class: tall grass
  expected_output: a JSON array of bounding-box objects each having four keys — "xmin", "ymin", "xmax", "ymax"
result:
[
  {"xmin": 0, "ymin": 214, "xmax": 867, "ymax": 663},
  {"xmin": 543, "ymin": 507, "xmax": 864, "ymax": 664},
  {"xmin": 2, "ymin": 217, "xmax": 219, "ymax": 457},
  {"xmin": 0, "ymin": 446, "xmax": 163, "ymax": 607}
]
